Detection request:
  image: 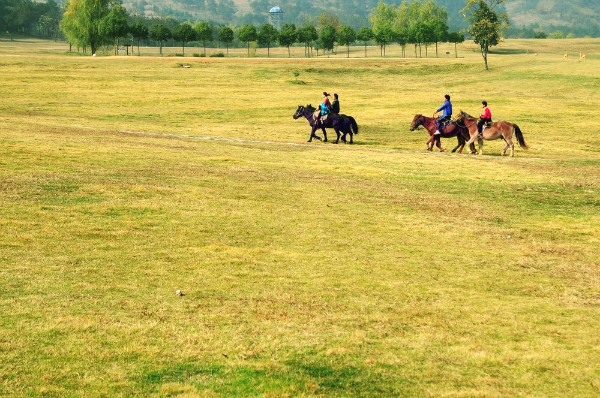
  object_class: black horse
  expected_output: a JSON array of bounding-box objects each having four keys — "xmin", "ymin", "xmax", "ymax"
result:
[{"xmin": 293, "ymin": 105, "xmax": 359, "ymax": 144}]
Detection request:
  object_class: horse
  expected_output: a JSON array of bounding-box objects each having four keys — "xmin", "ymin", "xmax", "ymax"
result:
[
  {"xmin": 293, "ymin": 105, "xmax": 359, "ymax": 144},
  {"xmin": 409, "ymin": 114, "xmax": 475, "ymax": 154},
  {"xmin": 454, "ymin": 110, "xmax": 529, "ymax": 156}
]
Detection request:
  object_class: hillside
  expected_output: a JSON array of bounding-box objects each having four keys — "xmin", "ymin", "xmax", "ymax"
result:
[{"xmin": 117, "ymin": 0, "xmax": 600, "ymax": 36}]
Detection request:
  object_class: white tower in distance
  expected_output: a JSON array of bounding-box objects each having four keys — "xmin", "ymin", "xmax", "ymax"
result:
[{"xmin": 268, "ymin": 6, "xmax": 284, "ymax": 30}]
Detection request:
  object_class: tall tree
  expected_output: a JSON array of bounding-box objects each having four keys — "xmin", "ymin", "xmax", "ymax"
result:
[
  {"xmin": 356, "ymin": 26, "xmax": 373, "ymax": 58},
  {"xmin": 237, "ymin": 24, "xmax": 257, "ymax": 57},
  {"xmin": 337, "ymin": 25, "xmax": 356, "ymax": 58},
  {"xmin": 99, "ymin": 4, "xmax": 128, "ymax": 55},
  {"xmin": 317, "ymin": 12, "xmax": 341, "ymax": 32},
  {"xmin": 219, "ymin": 26, "xmax": 234, "ymax": 54},
  {"xmin": 194, "ymin": 21, "xmax": 213, "ymax": 55},
  {"xmin": 370, "ymin": 0, "xmax": 396, "ymax": 57},
  {"xmin": 129, "ymin": 21, "xmax": 148, "ymax": 55},
  {"xmin": 429, "ymin": 17, "xmax": 448, "ymax": 57},
  {"xmin": 173, "ymin": 23, "xmax": 196, "ymax": 55},
  {"xmin": 297, "ymin": 24, "xmax": 318, "ymax": 58},
  {"xmin": 319, "ymin": 24, "xmax": 336, "ymax": 56},
  {"xmin": 278, "ymin": 23, "xmax": 297, "ymax": 58},
  {"xmin": 462, "ymin": 0, "xmax": 509, "ymax": 70},
  {"xmin": 60, "ymin": 0, "xmax": 113, "ymax": 55},
  {"xmin": 150, "ymin": 24, "xmax": 171, "ymax": 56},
  {"xmin": 447, "ymin": 31, "xmax": 464, "ymax": 58},
  {"xmin": 257, "ymin": 23, "xmax": 278, "ymax": 57}
]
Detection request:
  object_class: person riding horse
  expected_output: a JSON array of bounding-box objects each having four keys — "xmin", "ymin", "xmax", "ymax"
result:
[
  {"xmin": 331, "ymin": 93, "xmax": 340, "ymax": 114},
  {"xmin": 315, "ymin": 92, "xmax": 332, "ymax": 126},
  {"xmin": 478, "ymin": 101, "xmax": 492, "ymax": 137},
  {"xmin": 434, "ymin": 94, "xmax": 452, "ymax": 136}
]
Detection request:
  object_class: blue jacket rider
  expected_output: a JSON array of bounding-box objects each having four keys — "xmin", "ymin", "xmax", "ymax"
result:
[{"xmin": 434, "ymin": 94, "xmax": 452, "ymax": 135}]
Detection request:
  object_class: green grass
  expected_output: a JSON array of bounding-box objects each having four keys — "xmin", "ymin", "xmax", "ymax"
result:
[{"xmin": 0, "ymin": 37, "xmax": 599, "ymax": 398}]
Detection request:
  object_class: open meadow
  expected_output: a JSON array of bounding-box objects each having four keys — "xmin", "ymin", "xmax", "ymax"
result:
[{"xmin": 0, "ymin": 37, "xmax": 599, "ymax": 397}]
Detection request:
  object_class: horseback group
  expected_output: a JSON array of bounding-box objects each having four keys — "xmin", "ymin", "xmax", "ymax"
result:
[
  {"xmin": 294, "ymin": 92, "xmax": 528, "ymax": 156},
  {"xmin": 410, "ymin": 94, "xmax": 528, "ymax": 156},
  {"xmin": 293, "ymin": 92, "xmax": 359, "ymax": 144}
]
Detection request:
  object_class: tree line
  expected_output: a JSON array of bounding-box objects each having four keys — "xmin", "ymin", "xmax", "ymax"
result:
[
  {"xmin": 55, "ymin": 0, "xmax": 473, "ymax": 58},
  {"xmin": 0, "ymin": 0, "xmax": 62, "ymax": 40},
  {"xmin": 1, "ymin": 0, "xmax": 508, "ymax": 68}
]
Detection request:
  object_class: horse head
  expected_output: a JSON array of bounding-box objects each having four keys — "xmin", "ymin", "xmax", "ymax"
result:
[
  {"xmin": 293, "ymin": 105, "xmax": 305, "ymax": 119},
  {"xmin": 409, "ymin": 114, "xmax": 423, "ymax": 131}
]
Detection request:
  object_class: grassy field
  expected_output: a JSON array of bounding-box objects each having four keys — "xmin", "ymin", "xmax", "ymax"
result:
[{"xmin": 0, "ymin": 37, "xmax": 599, "ymax": 398}]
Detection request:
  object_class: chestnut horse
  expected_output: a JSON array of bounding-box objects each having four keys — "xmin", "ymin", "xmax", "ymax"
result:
[
  {"xmin": 409, "ymin": 114, "xmax": 475, "ymax": 154},
  {"xmin": 454, "ymin": 110, "xmax": 528, "ymax": 156}
]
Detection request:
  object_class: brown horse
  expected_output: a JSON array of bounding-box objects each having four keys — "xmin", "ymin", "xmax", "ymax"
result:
[
  {"xmin": 454, "ymin": 110, "xmax": 529, "ymax": 156},
  {"xmin": 409, "ymin": 114, "xmax": 475, "ymax": 154}
]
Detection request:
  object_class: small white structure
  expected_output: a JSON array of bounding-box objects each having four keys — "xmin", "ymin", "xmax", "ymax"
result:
[{"xmin": 268, "ymin": 6, "xmax": 284, "ymax": 30}]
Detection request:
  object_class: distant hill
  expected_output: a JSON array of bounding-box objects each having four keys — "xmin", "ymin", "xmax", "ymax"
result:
[{"xmin": 57, "ymin": 0, "xmax": 600, "ymax": 37}]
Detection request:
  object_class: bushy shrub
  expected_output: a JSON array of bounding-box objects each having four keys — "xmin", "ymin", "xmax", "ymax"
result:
[{"xmin": 210, "ymin": 52, "xmax": 225, "ymax": 57}]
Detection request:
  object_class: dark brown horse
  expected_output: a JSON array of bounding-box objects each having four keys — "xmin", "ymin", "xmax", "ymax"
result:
[
  {"xmin": 293, "ymin": 105, "xmax": 358, "ymax": 144},
  {"xmin": 409, "ymin": 114, "xmax": 475, "ymax": 154},
  {"xmin": 454, "ymin": 110, "xmax": 529, "ymax": 156}
]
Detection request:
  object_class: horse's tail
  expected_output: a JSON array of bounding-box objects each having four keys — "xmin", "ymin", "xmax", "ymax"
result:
[
  {"xmin": 514, "ymin": 124, "xmax": 528, "ymax": 150},
  {"xmin": 349, "ymin": 116, "xmax": 359, "ymax": 135}
]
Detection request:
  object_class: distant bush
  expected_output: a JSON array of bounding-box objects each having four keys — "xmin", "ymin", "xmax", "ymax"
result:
[
  {"xmin": 192, "ymin": 53, "xmax": 205, "ymax": 57},
  {"xmin": 533, "ymin": 31, "xmax": 547, "ymax": 39},
  {"xmin": 210, "ymin": 52, "xmax": 225, "ymax": 57},
  {"xmin": 566, "ymin": 33, "xmax": 576, "ymax": 39},
  {"xmin": 548, "ymin": 30, "xmax": 565, "ymax": 39}
]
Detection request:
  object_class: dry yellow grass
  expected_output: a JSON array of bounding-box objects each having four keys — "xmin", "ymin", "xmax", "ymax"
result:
[{"xmin": 0, "ymin": 37, "xmax": 599, "ymax": 398}]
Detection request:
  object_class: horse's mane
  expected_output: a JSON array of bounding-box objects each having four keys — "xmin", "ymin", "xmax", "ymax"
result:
[
  {"xmin": 305, "ymin": 104, "xmax": 316, "ymax": 111},
  {"xmin": 461, "ymin": 111, "xmax": 477, "ymax": 121}
]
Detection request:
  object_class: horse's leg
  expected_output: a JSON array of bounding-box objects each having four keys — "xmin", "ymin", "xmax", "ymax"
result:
[
  {"xmin": 334, "ymin": 128, "xmax": 341, "ymax": 144},
  {"xmin": 427, "ymin": 135, "xmax": 434, "ymax": 151},
  {"xmin": 465, "ymin": 134, "xmax": 478, "ymax": 154},
  {"xmin": 502, "ymin": 138, "xmax": 510, "ymax": 156},
  {"xmin": 478, "ymin": 137, "xmax": 484, "ymax": 155},
  {"xmin": 451, "ymin": 142, "xmax": 460, "ymax": 153},
  {"xmin": 309, "ymin": 126, "xmax": 321, "ymax": 142},
  {"xmin": 435, "ymin": 136, "xmax": 445, "ymax": 152},
  {"xmin": 321, "ymin": 127, "xmax": 327, "ymax": 142},
  {"xmin": 506, "ymin": 137, "xmax": 515, "ymax": 157}
]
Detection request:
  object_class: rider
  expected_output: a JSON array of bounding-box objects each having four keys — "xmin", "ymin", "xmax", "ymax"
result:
[
  {"xmin": 434, "ymin": 94, "xmax": 452, "ymax": 136},
  {"xmin": 331, "ymin": 93, "xmax": 340, "ymax": 114},
  {"xmin": 316, "ymin": 92, "xmax": 331, "ymax": 125},
  {"xmin": 478, "ymin": 101, "xmax": 492, "ymax": 137}
]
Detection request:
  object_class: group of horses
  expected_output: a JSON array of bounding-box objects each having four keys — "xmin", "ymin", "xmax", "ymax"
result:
[
  {"xmin": 410, "ymin": 111, "xmax": 528, "ymax": 156},
  {"xmin": 294, "ymin": 104, "xmax": 529, "ymax": 156}
]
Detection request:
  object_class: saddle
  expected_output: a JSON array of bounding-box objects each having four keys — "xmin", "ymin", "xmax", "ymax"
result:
[
  {"xmin": 313, "ymin": 111, "xmax": 328, "ymax": 124},
  {"xmin": 440, "ymin": 119, "xmax": 451, "ymax": 128}
]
